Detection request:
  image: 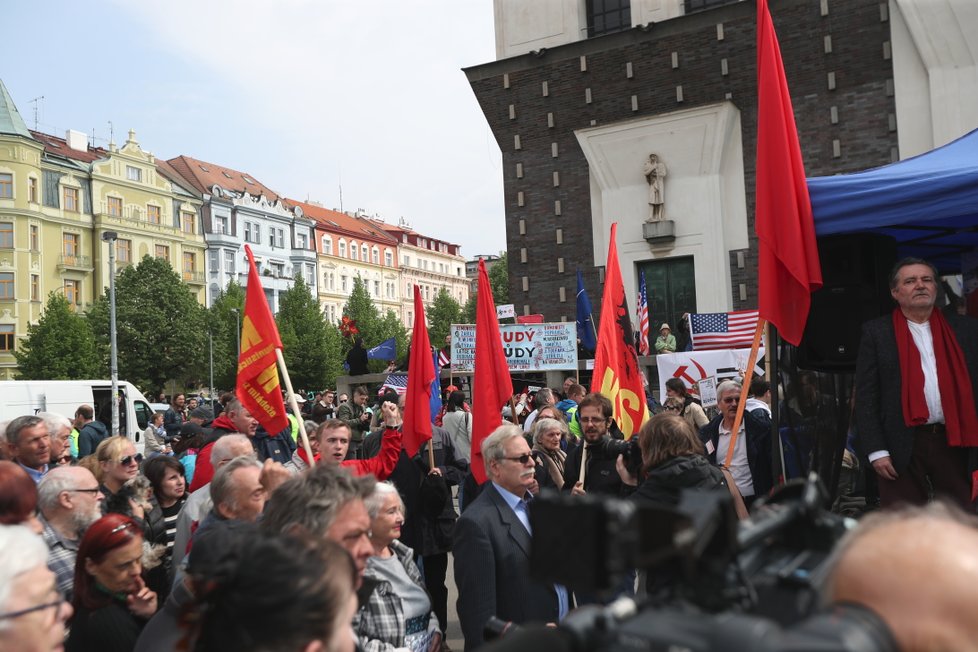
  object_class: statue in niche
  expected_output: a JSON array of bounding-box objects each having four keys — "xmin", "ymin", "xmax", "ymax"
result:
[{"xmin": 643, "ymin": 153, "xmax": 667, "ymax": 221}]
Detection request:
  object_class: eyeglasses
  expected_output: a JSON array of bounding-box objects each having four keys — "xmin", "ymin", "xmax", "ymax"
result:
[
  {"xmin": 67, "ymin": 487, "xmax": 101, "ymax": 494},
  {"xmin": 0, "ymin": 592, "xmax": 65, "ymax": 621},
  {"xmin": 502, "ymin": 454, "xmax": 532, "ymax": 465},
  {"xmin": 663, "ymin": 406, "xmax": 680, "ymax": 411},
  {"xmin": 118, "ymin": 454, "xmax": 143, "ymax": 466},
  {"xmin": 579, "ymin": 416, "xmax": 607, "ymax": 424}
]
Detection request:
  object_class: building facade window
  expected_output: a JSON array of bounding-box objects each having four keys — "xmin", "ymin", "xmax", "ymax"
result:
[
  {"xmin": 126, "ymin": 166, "xmax": 142, "ymax": 182},
  {"xmin": 362, "ymin": 244, "xmax": 369, "ymax": 261},
  {"xmin": 341, "ymin": 275, "xmax": 348, "ymax": 292},
  {"xmin": 372, "ymin": 247, "xmax": 379, "ymax": 265},
  {"xmin": 0, "ymin": 272, "xmax": 13, "ymax": 299},
  {"xmin": 28, "ymin": 177, "xmax": 38, "ymax": 203},
  {"xmin": 63, "ymin": 187, "xmax": 79, "ymax": 212},
  {"xmin": 586, "ymin": 0, "xmax": 631, "ymax": 37},
  {"xmin": 155, "ymin": 244, "xmax": 169, "ymax": 261},
  {"xmin": 373, "ymin": 280, "xmax": 380, "ymax": 296},
  {"xmin": 29, "ymin": 225, "xmax": 38, "ymax": 251},
  {"xmin": 62, "ymin": 233, "xmax": 79, "ymax": 261},
  {"xmin": 385, "ymin": 250, "xmax": 393, "ymax": 266},
  {"xmin": 339, "ymin": 240, "xmax": 346, "ymax": 257},
  {"xmin": 148, "ymin": 205, "xmax": 161, "ymax": 225},
  {"xmin": 63, "ymin": 279, "xmax": 80, "ymax": 308},
  {"xmin": 107, "ymin": 196, "xmax": 123, "ymax": 217},
  {"xmin": 322, "ymin": 236, "xmax": 332, "ymax": 255},
  {"xmin": 224, "ymin": 250, "xmax": 235, "ymax": 274},
  {"xmin": 0, "ymin": 173, "xmax": 12, "ymax": 199},
  {"xmin": 181, "ymin": 212, "xmax": 195, "ymax": 234},
  {"xmin": 213, "ymin": 214, "xmax": 227, "ymax": 234},
  {"xmin": 0, "ymin": 324, "xmax": 13, "ymax": 352},
  {"xmin": 209, "ymin": 250, "xmax": 219, "ymax": 273},
  {"xmin": 350, "ymin": 241, "xmax": 359, "ymax": 261},
  {"xmin": 0, "ymin": 222, "xmax": 11, "ymax": 248},
  {"xmin": 117, "ymin": 239, "xmax": 131, "ymax": 263},
  {"xmin": 305, "ymin": 264, "xmax": 314, "ymax": 286},
  {"xmin": 297, "ymin": 232, "xmax": 308, "ymax": 249},
  {"xmin": 183, "ymin": 252, "xmax": 196, "ymax": 279},
  {"xmin": 30, "ymin": 274, "xmax": 39, "ymax": 302}
]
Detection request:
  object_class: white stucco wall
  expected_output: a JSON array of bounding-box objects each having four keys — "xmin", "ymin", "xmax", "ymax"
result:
[
  {"xmin": 890, "ymin": 0, "xmax": 978, "ymax": 157},
  {"xmin": 575, "ymin": 102, "xmax": 747, "ymax": 312}
]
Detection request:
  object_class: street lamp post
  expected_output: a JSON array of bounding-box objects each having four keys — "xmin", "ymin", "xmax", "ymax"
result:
[
  {"xmin": 231, "ymin": 308, "xmax": 240, "ymax": 358},
  {"xmin": 101, "ymin": 231, "xmax": 120, "ymax": 437}
]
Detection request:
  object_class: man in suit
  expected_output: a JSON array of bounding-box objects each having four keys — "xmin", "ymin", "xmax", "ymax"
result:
[
  {"xmin": 453, "ymin": 424, "xmax": 567, "ymax": 650},
  {"xmin": 855, "ymin": 257, "xmax": 978, "ymax": 509}
]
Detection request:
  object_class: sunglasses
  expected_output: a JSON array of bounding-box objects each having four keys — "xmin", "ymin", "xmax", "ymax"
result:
[
  {"xmin": 663, "ymin": 405, "xmax": 680, "ymax": 411},
  {"xmin": 118, "ymin": 454, "xmax": 143, "ymax": 466},
  {"xmin": 502, "ymin": 454, "xmax": 532, "ymax": 465},
  {"xmin": 67, "ymin": 487, "xmax": 101, "ymax": 495}
]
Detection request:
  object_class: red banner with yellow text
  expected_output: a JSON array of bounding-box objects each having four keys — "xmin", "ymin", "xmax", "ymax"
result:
[
  {"xmin": 590, "ymin": 223, "xmax": 650, "ymax": 438},
  {"xmin": 235, "ymin": 245, "xmax": 288, "ymax": 434}
]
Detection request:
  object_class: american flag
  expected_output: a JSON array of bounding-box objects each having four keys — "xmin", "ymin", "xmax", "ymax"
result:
[
  {"xmin": 437, "ymin": 348, "xmax": 450, "ymax": 368},
  {"xmin": 380, "ymin": 373, "xmax": 409, "ymax": 396},
  {"xmin": 636, "ymin": 272, "xmax": 650, "ymax": 356},
  {"xmin": 689, "ymin": 310, "xmax": 760, "ymax": 350}
]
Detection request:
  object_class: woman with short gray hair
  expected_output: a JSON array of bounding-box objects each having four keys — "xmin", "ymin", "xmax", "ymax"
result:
[
  {"xmin": 357, "ymin": 482, "xmax": 440, "ymax": 652},
  {"xmin": 531, "ymin": 418, "xmax": 567, "ymax": 490}
]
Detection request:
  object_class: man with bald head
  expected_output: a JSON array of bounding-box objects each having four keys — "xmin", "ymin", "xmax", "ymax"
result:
[
  {"xmin": 825, "ymin": 502, "xmax": 978, "ymax": 651},
  {"xmin": 37, "ymin": 465, "xmax": 104, "ymax": 599}
]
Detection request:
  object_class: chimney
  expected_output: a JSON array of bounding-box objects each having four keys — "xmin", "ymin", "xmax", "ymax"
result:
[{"xmin": 65, "ymin": 129, "xmax": 88, "ymax": 152}]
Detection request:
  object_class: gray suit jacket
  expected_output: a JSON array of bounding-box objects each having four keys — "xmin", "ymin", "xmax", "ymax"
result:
[
  {"xmin": 854, "ymin": 311, "xmax": 978, "ymax": 472},
  {"xmin": 453, "ymin": 483, "xmax": 559, "ymax": 650}
]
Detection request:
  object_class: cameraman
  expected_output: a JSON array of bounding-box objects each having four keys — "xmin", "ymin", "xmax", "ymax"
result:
[
  {"xmin": 616, "ymin": 413, "xmax": 735, "ymax": 507},
  {"xmin": 562, "ymin": 394, "xmax": 626, "ymax": 498}
]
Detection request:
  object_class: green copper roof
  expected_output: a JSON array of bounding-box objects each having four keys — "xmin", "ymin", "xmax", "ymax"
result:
[{"xmin": 0, "ymin": 79, "xmax": 32, "ymax": 138}]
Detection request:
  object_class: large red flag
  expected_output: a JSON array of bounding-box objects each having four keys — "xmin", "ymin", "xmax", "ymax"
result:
[
  {"xmin": 236, "ymin": 245, "xmax": 288, "ymax": 434},
  {"xmin": 402, "ymin": 285, "xmax": 434, "ymax": 458},
  {"xmin": 591, "ymin": 223, "xmax": 650, "ymax": 438},
  {"xmin": 471, "ymin": 258, "xmax": 513, "ymax": 484},
  {"xmin": 755, "ymin": 0, "xmax": 822, "ymax": 346}
]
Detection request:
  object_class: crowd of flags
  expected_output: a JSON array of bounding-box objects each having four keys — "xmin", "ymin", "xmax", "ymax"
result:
[{"xmin": 231, "ymin": 0, "xmax": 820, "ymax": 483}]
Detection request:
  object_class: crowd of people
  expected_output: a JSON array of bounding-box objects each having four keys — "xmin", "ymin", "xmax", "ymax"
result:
[{"xmin": 1, "ymin": 258, "xmax": 977, "ymax": 652}]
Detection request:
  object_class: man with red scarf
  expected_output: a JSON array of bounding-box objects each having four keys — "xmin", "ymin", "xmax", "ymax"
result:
[{"xmin": 855, "ymin": 258, "xmax": 978, "ymax": 509}]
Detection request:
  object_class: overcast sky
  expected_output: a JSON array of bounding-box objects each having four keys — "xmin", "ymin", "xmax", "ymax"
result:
[{"xmin": 1, "ymin": 0, "xmax": 506, "ymax": 257}]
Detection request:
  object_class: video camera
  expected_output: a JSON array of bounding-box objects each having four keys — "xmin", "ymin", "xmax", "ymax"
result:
[{"xmin": 482, "ymin": 474, "xmax": 896, "ymax": 652}]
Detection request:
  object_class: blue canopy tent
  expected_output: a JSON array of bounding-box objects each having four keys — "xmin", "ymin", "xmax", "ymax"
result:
[{"xmin": 807, "ymin": 128, "xmax": 978, "ymax": 274}]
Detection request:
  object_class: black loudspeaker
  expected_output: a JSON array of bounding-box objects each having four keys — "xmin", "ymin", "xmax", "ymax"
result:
[{"xmin": 796, "ymin": 233, "xmax": 897, "ymax": 371}]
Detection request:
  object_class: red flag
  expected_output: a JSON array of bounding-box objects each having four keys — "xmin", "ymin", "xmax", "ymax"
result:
[
  {"xmin": 402, "ymin": 286, "xmax": 434, "ymax": 457},
  {"xmin": 591, "ymin": 223, "xmax": 650, "ymax": 438},
  {"xmin": 235, "ymin": 245, "xmax": 288, "ymax": 434},
  {"xmin": 471, "ymin": 258, "xmax": 513, "ymax": 484},
  {"xmin": 755, "ymin": 0, "xmax": 822, "ymax": 346}
]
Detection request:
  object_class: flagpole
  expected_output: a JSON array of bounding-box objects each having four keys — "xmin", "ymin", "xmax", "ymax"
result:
[
  {"xmin": 723, "ymin": 318, "xmax": 766, "ymax": 470},
  {"xmin": 768, "ymin": 323, "xmax": 786, "ymax": 487},
  {"xmin": 276, "ymin": 349, "xmax": 316, "ymax": 468}
]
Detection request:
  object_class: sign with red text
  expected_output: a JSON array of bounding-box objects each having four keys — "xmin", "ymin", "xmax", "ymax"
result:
[
  {"xmin": 450, "ymin": 323, "xmax": 578, "ymax": 372},
  {"xmin": 656, "ymin": 348, "xmax": 766, "ymax": 401}
]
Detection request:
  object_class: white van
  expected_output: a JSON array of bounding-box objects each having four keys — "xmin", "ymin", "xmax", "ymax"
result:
[{"xmin": 0, "ymin": 380, "xmax": 156, "ymax": 454}]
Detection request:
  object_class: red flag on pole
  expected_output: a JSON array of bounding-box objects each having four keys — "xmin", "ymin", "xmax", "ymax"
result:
[
  {"xmin": 402, "ymin": 285, "xmax": 434, "ymax": 458},
  {"xmin": 591, "ymin": 223, "xmax": 650, "ymax": 438},
  {"xmin": 471, "ymin": 258, "xmax": 513, "ymax": 484},
  {"xmin": 236, "ymin": 245, "xmax": 288, "ymax": 434},
  {"xmin": 755, "ymin": 0, "xmax": 822, "ymax": 346}
]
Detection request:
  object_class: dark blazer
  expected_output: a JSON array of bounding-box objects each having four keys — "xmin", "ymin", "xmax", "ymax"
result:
[
  {"xmin": 453, "ymin": 483, "xmax": 560, "ymax": 650},
  {"xmin": 854, "ymin": 312, "xmax": 978, "ymax": 473},
  {"xmin": 700, "ymin": 408, "xmax": 773, "ymax": 498}
]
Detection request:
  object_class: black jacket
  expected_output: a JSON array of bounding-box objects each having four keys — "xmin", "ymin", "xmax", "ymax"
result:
[
  {"xmin": 700, "ymin": 408, "xmax": 773, "ymax": 498},
  {"xmin": 630, "ymin": 454, "xmax": 726, "ymax": 506},
  {"xmin": 561, "ymin": 435, "xmax": 625, "ymax": 497}
]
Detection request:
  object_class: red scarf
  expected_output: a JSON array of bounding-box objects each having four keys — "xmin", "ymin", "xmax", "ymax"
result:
[
  {"xmin": 297, "ymin": 445, "xmax": 320, "ymax": 467},
  {"xmin": 892, "ymin": 308, "xmax": 978, "ymax": 446}
]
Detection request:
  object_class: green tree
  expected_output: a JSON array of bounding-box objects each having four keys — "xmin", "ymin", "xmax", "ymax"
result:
[
  {"xmin": 375, "ymin": 309, "xmax": 409, "ymax": 372},
  {"xmin": 15, "ymin": 293, "xmax": 104, "ymax": 379},
  {"xmin": 342, "ymin": 276, "xmax": 382, "ymax": 346},
  {"xmin": 428, "ymin": 287, "xmax": 462, "ymax": 348},
  {"xmin": 276, "ymin": 274, "xmax": 335, "ymax": 391},
  {"xmin": 207, "ymin": 280, "xmax": 245, "ymax": 391},
  {"xmin": 88, "ymin": 255, "xmax": 208, "ymax": 394},
  {"xmin": 463, "ymin": 252, "xmax": 509, "ymax": 322}
]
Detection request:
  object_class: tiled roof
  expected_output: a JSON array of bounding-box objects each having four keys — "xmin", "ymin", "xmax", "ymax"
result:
[
  {"xmin": 0, "ymin": 79, "xmax": 31, "ymax": 138},
  {"xmin": 287, "ymin": 199, "xmax": 398, "ymax": 245},
  {"xmin": 167, "ymin": 155, "xmax": 281, "ymax": 201},
  {"xmin": 376, "ymin": 220, "xmax": 460, "ymax": 251},
  {"xmin": 29, "ymin": 130, "xmax": 106, "ymax": 163},
  {"xmin": 155, "ymin": 159, "xmax": 199, "ymax": 196}
]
